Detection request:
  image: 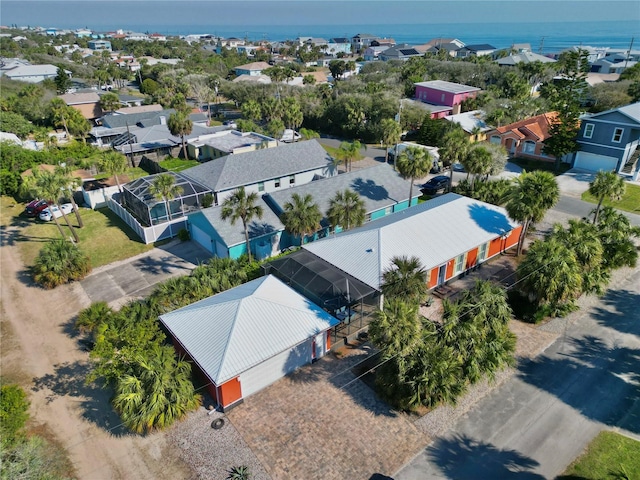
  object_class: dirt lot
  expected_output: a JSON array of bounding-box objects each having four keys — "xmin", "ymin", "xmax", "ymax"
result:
[{"xmin": 0, "ymin": 225, "xmax": 192, "ymax": 480}]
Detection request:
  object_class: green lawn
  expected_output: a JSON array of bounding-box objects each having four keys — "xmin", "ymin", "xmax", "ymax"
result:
[
  {"xmin": 2, "ymin": 196, "xmax": 154, "ymax": 268},
  {"xmin": 510, "ymin": 158, "xmax": 571, "ymax": 176},
  {"xmin": 158, "ymin": 158, "xmax": 201, "ymax": 172},
  {"xmin": 559, "ymin": 431, "xmax": 640, "ymax": 480},
  {"xmin": 321, "ymin": 144, "xmax": 340, "ymax": 158},
  {"xmin": 581, "ymin": 183, "xmax": 640, "ymax": 215}
]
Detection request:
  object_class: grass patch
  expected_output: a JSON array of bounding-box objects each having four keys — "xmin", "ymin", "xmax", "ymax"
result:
[
  {"xmin": 158, "ymin": 158, "xmax": 201, "ymax": 172},
  {"xmin": 3, "ymin": 196, "xmax": 154, "ymax": 268},
  {"xmin": 510, "ymin": 158, "xmax": 571, "ymax": 176},
  {"xmin": 581, "ymin": 183, "xmax": 640, "ymax": 215},
  {"xmin": 321, "ymin": 144, "xmax": 340, "ymax": 158},
  {"xmin": 559, "ymin": 431, "xmax": 640, "ymax": 480}
]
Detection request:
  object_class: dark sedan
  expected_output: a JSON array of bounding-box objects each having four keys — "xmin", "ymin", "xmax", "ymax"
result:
[{"xmin": 420, "ymin": 175, "xmax": 450, "ymax": 195}]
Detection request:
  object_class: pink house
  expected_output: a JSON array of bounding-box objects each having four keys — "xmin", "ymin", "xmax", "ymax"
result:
[{"xmin": 414, "ymin": 80, "xmax": 481, "ymax": 117}]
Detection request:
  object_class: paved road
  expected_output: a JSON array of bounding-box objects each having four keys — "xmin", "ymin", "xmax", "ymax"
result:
[
  {"xmin": 396, "ymin": 266, "xmax": 640, "ymax": 479},
  {"xmin": 552, "ymin": 195, "xmax": 640, "ymax": 227}
]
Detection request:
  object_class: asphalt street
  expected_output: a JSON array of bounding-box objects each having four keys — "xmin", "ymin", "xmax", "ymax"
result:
[{"xmin": 396, "ymin": 266, "xmax": 640, "ymax": 479}]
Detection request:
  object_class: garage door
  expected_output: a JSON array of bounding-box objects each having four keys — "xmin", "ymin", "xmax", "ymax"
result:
[
  {"xmin": 239, "ymin": 340, "xmax": 312, "ymax": 398},
  {"xmin": 574, "ymin": 151, "xmax": 618, "ymax": 172},
  {"xmin": 191, "ymin": 225, "xmax": 214, "ymax": 254}
]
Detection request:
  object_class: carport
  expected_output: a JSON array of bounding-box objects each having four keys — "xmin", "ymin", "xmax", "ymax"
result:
[{"xmin": 263, "ymin": 249, "xmax": 379, "ymax": 344}]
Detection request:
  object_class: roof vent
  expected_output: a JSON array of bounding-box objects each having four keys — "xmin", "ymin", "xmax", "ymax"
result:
[{"xmin": 366, "ymin": 248, "xmax": 374, "ymax": 253}]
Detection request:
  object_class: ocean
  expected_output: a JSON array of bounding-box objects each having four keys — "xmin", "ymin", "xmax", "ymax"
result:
[
  {"xmin": 135, "ymin": 21, "xmax": 639, "ymax": 53},
  {"xmin": 2, "ymin": 0, "xmax": 638, "ymax": 54}
]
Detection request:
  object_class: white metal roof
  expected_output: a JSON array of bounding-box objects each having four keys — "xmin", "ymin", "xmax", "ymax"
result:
[
  {"xmin": 414, "ymin": 80, "xmax": 481, "ymax": 94},
  {"xmin": 303, "ymin": 193, "xmax": 519, "ymax": 289},
  {"xmin": 159, "ymin": 275, "xmax": 339, "ymax": 385}
]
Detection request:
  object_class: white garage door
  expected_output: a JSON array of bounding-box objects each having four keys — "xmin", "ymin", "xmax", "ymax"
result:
[
  {"xmin": 191, "ymin": 225, "xmax": 214, "ymax": 254},
  {"xmin": 574, "ymin": 151, "xmax": 618, "ymax": 172},
  {"xmin": 239, "ymin": 340, "xmax": 312, "ymax": 398}
]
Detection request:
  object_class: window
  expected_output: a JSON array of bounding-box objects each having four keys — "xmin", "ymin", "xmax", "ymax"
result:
[
  {"xmin": 583, "ymin": 123, "xmax": 594, "ymax": 139},
  {"xmin": 454, "ymin": 253, "xmax": 466, "ymax": 275},
  {"xmin": 490, "ymin": 135, "xmax": 501, "ymax": 145},
  {"xmin": 478, "ymin": 242, "xmax": 489, "ymax": 262},
  {"xmin": 523, "ymin": 140, "xmax": 536, "ymax": 154},
  {"xmin": 441, "ymin": 93, "xmax": 446, "ymax": 103},
  {"xmin": 274, "ymin": 178, "xmax": 281, "ymax": 188},
  {"xmin": 612, "ymin": 127, "xmax": 624, "ymax": 143},
  {"xmin": 289, "ymin": 175, "xmax": 295, "ymax": 185},
  {"xmin": 257, "ymin": 182, "xmax": 264, "ymax": 192},
  {"xmin": 384, "ymin": 206, "xmax": 393, "ymax": 215}
]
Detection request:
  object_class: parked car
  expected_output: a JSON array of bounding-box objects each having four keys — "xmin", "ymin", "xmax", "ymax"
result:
[
  {"xmin": 420, "ymin": 175, "xmax": 450, "ymax": 195},
  {"xmin": 223, "ymin": 120, "xmax": 237, "ymax": 129},
  {"xmin": 25, "ymin": 199, "xmax": 49, "ymax": 217},
  {"xmin": 39, "ymin": 203, "xmax": 73, "ymax": 222},
  {"xmin": 452, "ymin": 163, "xmax": 465, "ymax": 172}
]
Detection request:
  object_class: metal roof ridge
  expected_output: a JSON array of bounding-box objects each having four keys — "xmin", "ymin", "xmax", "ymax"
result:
[{"xmin": 215, "ymin": 299, "xmax": 244, "ymax": 382}]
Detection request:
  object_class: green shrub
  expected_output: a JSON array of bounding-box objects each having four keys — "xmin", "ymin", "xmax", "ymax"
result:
[
  {"xmin": 33, "ymin": 239, "xmax": 91, "ymax": 289},
  {"xmin": 201, "ymin": 193, "xmax": 214, "ymax": 208},
  {"xmin": 177, "ymin": 228, "xmax": 190, "ymax": 241},
  {"xmin": 0, "ymin": 383, "xmax": 30, "ymax": 447}
]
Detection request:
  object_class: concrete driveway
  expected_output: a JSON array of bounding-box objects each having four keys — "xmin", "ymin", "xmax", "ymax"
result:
[
  {"xmin": 395, "ymin": 266, "xmax": 640, "ymax": 479},
  {"xmin": 80, "ymin": 240, "xmax": 211, "ymax": 306},
  {"xmin": 554, "ymin": 168, "xmax": 598, "ymax": 197}
]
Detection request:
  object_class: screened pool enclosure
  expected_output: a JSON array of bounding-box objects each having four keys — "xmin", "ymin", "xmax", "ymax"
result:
[{"xmin": 121, "ymin": 172, "xmax": 212, "ymax": 226}]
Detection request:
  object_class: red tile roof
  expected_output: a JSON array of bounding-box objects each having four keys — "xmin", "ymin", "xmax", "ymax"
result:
[{"xmin": 494, "ymin": 112, "xmax": 559, "ymax": 141}]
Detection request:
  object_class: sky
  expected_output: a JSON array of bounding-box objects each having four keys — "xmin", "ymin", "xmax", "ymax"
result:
[{"xmin": 2, "ymin": 1, "xmax": 639, "ymax": 28}]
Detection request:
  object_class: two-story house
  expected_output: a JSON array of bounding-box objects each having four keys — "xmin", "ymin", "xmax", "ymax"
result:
[
  {"xmin": 414, "ymin": 80, "xmax": 481, "ymax": 118},
  {"xmin": 573, "ymin": 102, "xmax": 640, "ymax": 180}
]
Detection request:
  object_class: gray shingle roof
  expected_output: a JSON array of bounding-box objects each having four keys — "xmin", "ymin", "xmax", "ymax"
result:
[
  {"xmin": 102, "ymin": 109, "xmax": 176, "ymax": 128},
  {"xmin": 264, "ymin": 163, "xmax": 416, "ymax": 226},
  {"xmin": 181, "ymin": 139, "xmax": 334, "ymax": 192},
  {"xmin": 194, "ymin": 197, "xmax": 284, "ymax": 247}
]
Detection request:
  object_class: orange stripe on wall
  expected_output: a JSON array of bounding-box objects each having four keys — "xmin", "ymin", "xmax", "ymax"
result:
[{"xmin": 219, "ymin": 377, "xmax": 242, "ymax": 408}]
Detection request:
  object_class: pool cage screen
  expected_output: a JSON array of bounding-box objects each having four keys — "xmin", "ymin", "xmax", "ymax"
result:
[
  {"xmin": 263, "ymin": 249, "xmax": 378, "ymax": 312},
  {"xmin": 122, "ymin": 172, "xmax": 212, "ymax": 226}
]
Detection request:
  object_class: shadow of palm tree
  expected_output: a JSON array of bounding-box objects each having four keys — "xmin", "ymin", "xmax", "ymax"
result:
[
  {"xmin": 591, "ymin": 287, "xmax": 640, "ymax": 336},
  {"xmin": 351, "ymin": 178, "xmax": 390, "ymax": 201},
  {"xmin": 468, "ymin": 203, "xmax": 513, "ymax": 235},
  {"xmin": 31, "ymin": 360, "xmax": 128, "ymax": 436},
  {"xmin": 518, "ymin": 335, "xmax": 640, "ymax": 435},
  {"xmin": 425, "ymin": 434, "xmax": 544, "ymax": 479}
]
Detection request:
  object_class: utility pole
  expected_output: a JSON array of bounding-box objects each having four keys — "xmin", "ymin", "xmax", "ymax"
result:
[
  {"xmin": 624, "ymin": 37, "xmax": 634, "ymax": 70},
  {"xmin": 538, "ymin": 36, "xmax": 546, "ymax": 55},
  {"xmin": 125, "ymin": 120, "xmax": 135, "ymax": 168}
]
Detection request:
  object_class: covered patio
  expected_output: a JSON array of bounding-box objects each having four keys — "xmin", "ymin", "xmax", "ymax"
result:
[{"xmin": 263, "ymin": 249, "xmax": 380, "ymax": 346}]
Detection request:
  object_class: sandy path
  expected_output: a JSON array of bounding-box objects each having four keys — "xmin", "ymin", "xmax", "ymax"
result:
[{"xmin": 0, "ymin": 227, "xmax": 192, "ymax": 480}]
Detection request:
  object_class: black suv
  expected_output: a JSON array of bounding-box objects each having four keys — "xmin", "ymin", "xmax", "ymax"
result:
[{"xmin": 420, "ymin": 175, "xmax": 450, "ymax": 195}]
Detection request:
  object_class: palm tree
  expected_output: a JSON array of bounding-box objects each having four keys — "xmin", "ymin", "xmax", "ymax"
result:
[
  {"xmin": 220, "ymin": 187, "xmax": 263, "ymax": 262},
  {"xmin": 48, "ymin": 98, "xmax": 70, "ymax": 138},
  {"xmin": 99, "ymin": 92, "xmax": 121, "ymax": 113},
  {"xmin": 280, "ymin": 193, "xmax": 322, "ymax": 246},
  {"xmin": 167, "ymin": 112, "xmax": 193, "ymax": 159},
  {"xmin": 337, "ymin": 141, "xmax": 361, "ymax": 173},
  {"xmin": 326, "ymin": 189, "xmax": 366, "ymax": 232},
  {"xmin": 439, "ymin": 129, "xmax": 470, "ymax": 191},
  {"xmin": 550, "ymin": 220, "xmax": 609, "ymax": 294},
  {"xmin": 112, "ymin": 345, "xmax": 202, "ymax": 434},
  {"xmin": 505, "ymin": 170, "xmax": 560, "ymax": 256},
  {"xmin": 588, "ymin": 170, "xmax": 626, "ymax": 224},
  {"xmin": 594, "ymin": 206, "xmax": 640, "ymax": 270},
  {"xmin": 517, "ymin": 238, "xmax": 583, "ymax": 309},
  {"xmin": 99, "ymin": 151, "xmax": 128, "ymax": 193},
  {"xmin": 24, "ymin": 169, "xmax": 79, "ymax": 243},
  {"xmin": 381, "ymin": 118, "xmax": 402, "ymax": 163},
  {"xmin": 462, "ymin": 145, "xmax": 493, "ymax": 185},
  {"xmin": 381, "ymin": 256, "xmax": 428, "ymax": 305},
  {"xmin": 396, "ymin": 145, "xmax": 432, "ymax": 204},
  {"xmin": 75, "ymin": 301, "xmax": 113, "ymax": 336},
  {"xmin": 369, "ymin": 298, "xmax": 423, "ymax": 360},
  {"xmin": 54, "ymin": 164, "xmax": 84, "ymax": 228},
  {"xmin": 33, "ymin": 238, "xmax": 91, "ymax": 289},
  {"xmin": 149, "ymin": 173, "xmax": 183, "ymax": 222}
]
